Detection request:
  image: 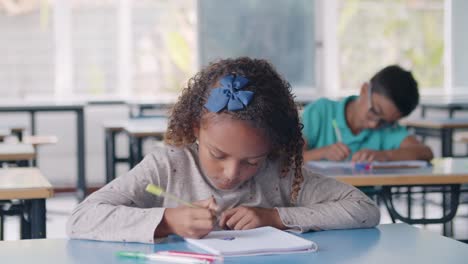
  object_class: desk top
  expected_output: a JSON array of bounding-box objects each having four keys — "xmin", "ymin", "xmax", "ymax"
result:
[
  {"xmin": 307, "ymin": 158, "xmax": 468, "ymax": 186},
  {"xmin": 0, "ymin": 224, "xmax": 466, "ymax": 264},
  {"xmin": 123, "ymin": 117, "xmax": 168, "ymax": 137},
  {"xmin": 0, "ymin": 168, "xmax": 53, "ymax": 199},
  {"xmin": 0, "ymin": 143, "xmax": 35, "ymax": 161},
  {"xmin": 0, "ymin": 100, "xmax": 85, "ymax": 111},
  {"xmin": 400, "ymin": 118, "xmax": 468, "ymax": 129},
  {"xmin": 420, "ymin": 96, "xmax": 468, "ymax": 108}
]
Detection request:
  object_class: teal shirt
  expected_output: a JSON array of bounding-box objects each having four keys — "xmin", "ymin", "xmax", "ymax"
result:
[{"xmin": 302, "ymin": 96, "xmax": 409, "ymax": 155}]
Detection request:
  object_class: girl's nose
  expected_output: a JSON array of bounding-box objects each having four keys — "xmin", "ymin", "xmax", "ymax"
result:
[{"xmin": 223, "ymin": 161, "xmax": 240, "ymax": 181}]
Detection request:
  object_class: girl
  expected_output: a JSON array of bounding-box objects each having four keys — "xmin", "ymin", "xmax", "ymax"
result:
[{"xmin": 67, "ymin": 57, "xmax": 380, "ymax": 243}]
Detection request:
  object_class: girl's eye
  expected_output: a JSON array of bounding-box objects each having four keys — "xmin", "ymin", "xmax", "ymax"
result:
[
  {"xmin": 243, "ymin": 160, "xmax": 259, "ymax": 166},
  {"xmin": 210, "ymin": 151, "xmax": 225, "ymax": 160}
]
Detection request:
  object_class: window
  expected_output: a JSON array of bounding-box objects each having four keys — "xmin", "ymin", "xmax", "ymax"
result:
[
  {"xmin": 71, "ymin": 0, "xmax": 197, "ymax": 97},
  {"xmin": 72, "ymin": 1, "xmax": 118, "ymax": 96},
  {"xmin": 320, "ymin": 0, "xmax": 445, "ymax": 95},
  {"xmin": 0, "ymin": 1, "xmax": 54, "ymax": 98},
  {"xmin": 5, "ymin": 0, "xmax": 462, "ymax": 100},
  {"xmin": 1, "ymin": 0, "xmax": 316, "ymax": 99},
  {"xmin": 198, "ymin": 0, "xmax": 316, "ymax": 93},
  {"xmin": 0, "ymin": 0, "xmax": 198, "ymax": 99},
  {"xmin": 131, "ymin": 0, "xmax": 196, "ymax": 96}
]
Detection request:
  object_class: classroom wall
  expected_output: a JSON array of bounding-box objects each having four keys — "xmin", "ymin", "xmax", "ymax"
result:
[{"xmin": 452, "ymin": 0, "xmax": 468, "ymax": 89}]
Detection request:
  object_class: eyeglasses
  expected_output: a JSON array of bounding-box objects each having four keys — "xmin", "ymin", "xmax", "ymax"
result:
[{"xmin": 367, "ymin": 84, "xmax": 396, "ymax": 129}]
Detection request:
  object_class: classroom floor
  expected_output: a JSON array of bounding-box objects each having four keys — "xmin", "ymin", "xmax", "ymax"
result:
[{"xmin": 3, "ymin": 192, "xmax": 468, "ymax": 241}]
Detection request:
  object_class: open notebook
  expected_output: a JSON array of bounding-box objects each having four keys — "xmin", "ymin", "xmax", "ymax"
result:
[
  {"xmin": 307, "ymin": 160, "xmax": 429, "ymax": 170},
  {"xmin": 185, "ymin": 226, "xmax": 318, "ymax": 257}
]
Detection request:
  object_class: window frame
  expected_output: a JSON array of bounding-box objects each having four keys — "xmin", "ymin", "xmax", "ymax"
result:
[{"xmin": 318, "ymin": 0, "xmax": 453, "ymax": 98}]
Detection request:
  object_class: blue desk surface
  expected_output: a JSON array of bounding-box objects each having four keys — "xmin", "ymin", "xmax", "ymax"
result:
[{"xmin": 1, "ymin": 224, "xmax": 466, "ymax": 264}]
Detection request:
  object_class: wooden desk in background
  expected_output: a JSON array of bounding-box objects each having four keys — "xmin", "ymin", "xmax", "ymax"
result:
[
  {"xmin": 0, "ymin": 168, "xmax": 53, "ymax": 239},
  {"xmin": 400, "ymin": 118, "xmax": 468, "ymax": 157},
  {"xmin": 104, "ymin": 117, "xmax": 168, "ymax": 183},
  {"xmin": 0, "ymin": 143, "xmax": 35, "ymax": 166},
  {"xmin": 0, "ymin": 125, "xmax": 26, "ymax": 142},
  {"xmin": 123, "ymin": 117, "xmax": 168, "ymax": 168},
  {"xmin": 0, "ymin": 101, "xmax": 86, "ymax": 200},
  {"xmin": 420, "ymin": 97, "xmax": 468, "ymax": 118},
  {"xmin": 307, "ymin": 158, "xmax": 468, "ymax": 238}
]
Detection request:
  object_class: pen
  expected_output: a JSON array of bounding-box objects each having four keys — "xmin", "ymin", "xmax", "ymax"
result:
[
  {"xmin": 146, "ymin": 184, "xmax": 222, "ymax": 227},
  {"xmin": 158, "ymin": 250, "xmax": 223, "ymax": 262},
  {"xmin": 146, "ymin": 184, "xmax": 200, "ymax": 208},
  {"xmin": 332, "ymin": 119, "xmax": 342, "ymax": 142},
  {"xmin": 117, "ymin": 251, "xmax": 210, "ymax": 264},
  {"xmin": 354, "ymin": 162, "xmax": 372, "ymax": 171}
]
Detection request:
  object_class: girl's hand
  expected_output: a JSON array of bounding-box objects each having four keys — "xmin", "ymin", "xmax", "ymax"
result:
[
  {"xmin": 155, "ymin": 196, "xmax": 218, "ymax": 238},
  {"xmin": 218, "ymin": 206, "xmax": 286, "ymax": 230}
]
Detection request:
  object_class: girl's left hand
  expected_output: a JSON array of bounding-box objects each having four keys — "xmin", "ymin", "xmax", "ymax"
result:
[{"xmin": 218, "ymin": 206, "xmax": 286, "ymax": 230}]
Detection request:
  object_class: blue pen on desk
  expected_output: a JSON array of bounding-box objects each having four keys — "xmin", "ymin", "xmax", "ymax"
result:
[
  {"xmin": 332, "ymin": 119, "xmax": 342, "ymax": 142},
  {"xmin": 354, "ymin": 162, "xmax": 372, "ymax": 171}
]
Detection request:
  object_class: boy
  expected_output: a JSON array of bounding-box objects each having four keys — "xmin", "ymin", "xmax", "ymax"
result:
[{"xmin": 302, "ymin": 65, "xmax": 433, "ymax": 162}]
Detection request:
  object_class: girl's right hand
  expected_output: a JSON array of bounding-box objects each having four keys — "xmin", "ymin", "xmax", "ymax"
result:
[{"xmin": 155, "ymin": 196, "xmax": 218, "ymax": 239}]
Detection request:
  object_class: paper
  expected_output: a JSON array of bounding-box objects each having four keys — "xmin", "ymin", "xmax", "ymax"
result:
[
  {"xmin": 185, "ymin": 226, "xmax": 317, "ymax": 257},
  {"xmin": 371, "ymin": 160, "xmax": 429, "ymax": 168},
  {"xmin": 307, "ymin": 161, "xmax": 354, "ymax": 169},
  {"xmin": 307, "ymin": 160, "xmax": 429, "ymax": 169}
]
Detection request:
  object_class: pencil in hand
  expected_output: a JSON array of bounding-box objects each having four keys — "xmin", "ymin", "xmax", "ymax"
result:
[
  {"xmin": 332, "ymin": 119, "xmax": 343, "ymax": 142},
  {"xmin": 145, "ymin": 184, "xmax": 199, "ymax": 208},
  {"xmin": 145, "ymin": 184, "xmax": 222, "ymax": 228}
]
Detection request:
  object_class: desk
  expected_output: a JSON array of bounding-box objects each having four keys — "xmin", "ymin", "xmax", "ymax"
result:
[
  {"xmin": 0, "ymin": 224, "xmax": 467, "ymax": 263},
  {"xmin": 104, "ymin": 117, "xmax": 168, "ymax": 182},
  {"xmin": 0, "ymin": 143, "xmax": 35, "ymax": 166},
  {"xmin": 123, "ymin": 117, "xmax": 168, "ymax": 168},
  {"xmin": 103, "ymin": 120, "xmax": 127, "ymax": 183},
  {"xmin": 326, "ymin": 158, "xmax": 468, "ymax": 186},
  {"xmin": 126, "ymin": 98, "xmax": 175, "ymax": 118},
  {"xmin": 420, "ymin": 97, "xmax": 468, "ymax": 118},
  {"xmin": 400, "ymin": 118, "xmax": 468, "ymax": 157},
  {"xmin": 0, "ymin": 168, "xmax": 53, "ymax": 239},
  {"xmin": 0, "ymin": 101, "xmax": 86, "ymax": 200},
  {"xmin": 307, "ymin": 158, "xmax": 468, "ymax": 237},
  {"xmin": 0, "ymin": 125, "xmax": 26, "ymax": 141}
]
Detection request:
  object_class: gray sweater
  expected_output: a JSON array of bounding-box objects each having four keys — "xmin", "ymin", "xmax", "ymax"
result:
[{"xmin": 67, "ymin": 144, "xmax": 380, "ymax": 243}]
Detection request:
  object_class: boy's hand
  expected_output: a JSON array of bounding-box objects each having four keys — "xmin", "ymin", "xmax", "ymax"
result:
[
  {"xmin": 218, "ymin": 206, "xmax": 285, "ymax": 230},
  {"xmin": 155, "ymin": 196, "xmax": 218, "ymax": 239},
  {"xmin": 323, "ymin": 143, "xmax": 350, "ymax": 161},
  {"xmin": 352, "ymin": 149, "xmax": 388, "ymax": 162}
]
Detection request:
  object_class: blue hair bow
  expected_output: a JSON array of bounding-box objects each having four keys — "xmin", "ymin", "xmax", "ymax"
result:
[{"xmin": 204, "ymin": 75, "xmax": 254, "ymax": 112}]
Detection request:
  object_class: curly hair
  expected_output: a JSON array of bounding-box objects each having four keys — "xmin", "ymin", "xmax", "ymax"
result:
[{"xmin": 165, "ymin": 57, "xmax": 305, "ymax": 204}]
